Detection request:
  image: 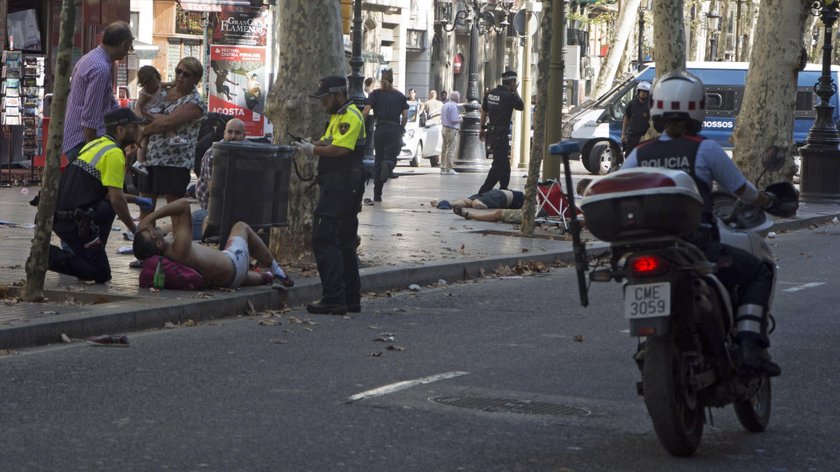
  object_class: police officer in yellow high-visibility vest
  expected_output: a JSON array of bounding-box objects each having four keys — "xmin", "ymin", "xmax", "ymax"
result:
[
  {"xmin": 49, "ymin": 108, "xmax": 152, "ymax": 283},
  {"xmin": 294, "ymin": 76, "xmax": 366, "ymax": 315}
]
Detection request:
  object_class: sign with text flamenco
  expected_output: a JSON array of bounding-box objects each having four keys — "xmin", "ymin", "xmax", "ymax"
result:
[
  {"xmin": 210, "ymin": 7, "xmax": 269, "ymax": 46},
  {"xmin": 208, "ymin": 45, "xmax": 266, "ymax": 137}
]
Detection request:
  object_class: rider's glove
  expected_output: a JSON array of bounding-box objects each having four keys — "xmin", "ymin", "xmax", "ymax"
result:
[{"xmin": 294, "ymin": 141, "xmax": 315, "ymax": 157}]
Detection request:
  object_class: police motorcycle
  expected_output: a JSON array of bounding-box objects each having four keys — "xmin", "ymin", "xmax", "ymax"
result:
[{"xmin": 552, "ymin": 141, "xmax": 799, "ymax": 457}]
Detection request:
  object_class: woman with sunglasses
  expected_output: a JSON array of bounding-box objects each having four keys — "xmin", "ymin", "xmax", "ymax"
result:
[{"xmin": 137, "ymin": 57, "xmax": 207, "ymax": 220}]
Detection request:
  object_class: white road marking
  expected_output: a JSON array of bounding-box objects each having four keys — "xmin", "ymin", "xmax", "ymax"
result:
[
  {"xmin": 347, "ymin": 371, "xmax": 469, "ymax": 403},
  {"xmin": 782, "ymin": 282, "xmax": 826, "ymax": 293}
]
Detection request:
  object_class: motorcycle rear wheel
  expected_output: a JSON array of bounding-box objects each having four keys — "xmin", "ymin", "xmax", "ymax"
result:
[
  {"xmin": 643, "ymin": 334, "xmax": 704, "ymax": 457},
  {"xmin": 733, "ymin": 376, "xmax": 772, "ymax": 432}
]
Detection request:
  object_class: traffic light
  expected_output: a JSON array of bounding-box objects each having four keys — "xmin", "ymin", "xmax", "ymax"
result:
[{"xmin": 340, "ymin": 0, "xmax": 353, "ymax": 35}]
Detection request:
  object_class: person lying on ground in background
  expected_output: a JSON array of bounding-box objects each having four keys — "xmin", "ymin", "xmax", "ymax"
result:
[
  {"xmin": 432, "ymin": 189, "xmax": 525, "ymax": 210},
  {"xmin": 132, "ymin": 199, "xmax": 294, "ymax": 289},
  {"xmin": 450, "ymin": 179, "xmax": 593, "ymax": 224}
]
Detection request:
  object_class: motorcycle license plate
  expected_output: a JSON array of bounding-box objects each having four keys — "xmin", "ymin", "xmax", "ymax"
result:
[{"xmin": 624, "ymin": 282, "xmax": 671, "ymax": 319}]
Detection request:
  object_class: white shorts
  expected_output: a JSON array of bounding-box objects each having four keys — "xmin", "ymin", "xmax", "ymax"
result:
[{"xmin": 222, "ymin": 236, "xmax": 250, "ymax": 288}]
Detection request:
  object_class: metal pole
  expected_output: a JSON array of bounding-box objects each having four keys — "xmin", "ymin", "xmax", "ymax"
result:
[
  {"xmin": 518, "ymin": 3, "xmax": 532, "ymax": 169},
  {"xmin": 454, "ymin": 0, "xmax": 490, "ymax": 172},
  {"xmin": 348, "ymin": 0, "xmax": 365, "ymax": 110},
  {"xmin": 800, "ymin": 2, "xmax": 840, "ymax": 202}
]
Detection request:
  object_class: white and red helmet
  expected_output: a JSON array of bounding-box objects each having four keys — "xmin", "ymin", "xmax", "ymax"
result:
[{"xmin": 650, "ymin": 70, "xmax": 706, "ymax": 132}]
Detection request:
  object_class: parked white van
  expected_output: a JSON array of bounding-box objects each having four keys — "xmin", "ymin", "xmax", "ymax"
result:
[{"xmin": 561, "ymin": 62, "xmax": 840, "ymax": 175}]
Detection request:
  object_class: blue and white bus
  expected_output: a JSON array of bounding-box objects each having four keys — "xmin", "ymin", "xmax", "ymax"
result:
[{"xmin": 561, "ymin": 62, "xmax": 840, "ymax": 175}]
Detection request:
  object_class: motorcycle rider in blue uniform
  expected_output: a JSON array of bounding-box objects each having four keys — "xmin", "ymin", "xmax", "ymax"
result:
[{"xmin": 622, "ymin": 70, "xmax": 781, "ymax": 377}]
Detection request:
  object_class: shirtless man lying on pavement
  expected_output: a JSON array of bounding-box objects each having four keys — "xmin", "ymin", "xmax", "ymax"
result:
[{"xmin": 132, "ymin": 199, "xmax": 294, "ymax": 289}]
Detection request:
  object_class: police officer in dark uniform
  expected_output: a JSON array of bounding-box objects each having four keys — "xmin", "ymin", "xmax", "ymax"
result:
[
  {"xmin": 362, "ymin": 68, "xmax": 408, "ymax": 203},
  {"xmin": 295, "ymin": 76, "xmax": 366, "ymax": 315},
  {"xmin": 621, "ymin": 81, "xmax": 652, "ymax": 157},
  {"xmin": 478, "ymin": 70, "xmax": 524, "ymax": 195},
  {"xmin": 48, "ymin": 108, "xmax": 151, "ymax": 283},
  {"xmin": 623, "ymin": 71, "xmax": 781, "ymax": 377}
]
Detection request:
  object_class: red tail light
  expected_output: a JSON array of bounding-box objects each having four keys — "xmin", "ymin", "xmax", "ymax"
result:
[{"xmin": 629, "ymin": 255, "xmax": 669, "ymax": 276}]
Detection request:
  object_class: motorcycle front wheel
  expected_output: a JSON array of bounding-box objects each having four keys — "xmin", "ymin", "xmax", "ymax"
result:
[
  {"xmin": 643, "ymin": 334, "xmax": 704, "ymax": 457},
  {"xmin": 733, "ymin": 376, "xmax": 772, "ymax": 432}
]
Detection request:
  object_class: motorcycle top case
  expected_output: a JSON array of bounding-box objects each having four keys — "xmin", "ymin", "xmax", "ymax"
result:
[{"xmin": 580, "ymin": 168, "xmax": 703, "ymax": 242}]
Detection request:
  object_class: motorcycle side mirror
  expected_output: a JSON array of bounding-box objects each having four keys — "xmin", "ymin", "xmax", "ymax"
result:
[{"xmin": 761, "ymin": 145, "xmax": 786, "ymax": 172}]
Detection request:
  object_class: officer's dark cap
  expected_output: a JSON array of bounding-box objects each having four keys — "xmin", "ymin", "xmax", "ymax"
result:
[
  {"xmin": 310, "ymin": 76, "xmax": 348, "ymax": 98},
  {"xmin": 104, "ymin": 107, "xmax": 144, "ymax": 127},
  {"xmin": 501, "ymin": 70, "xmax": 518, "ymax": 82}
]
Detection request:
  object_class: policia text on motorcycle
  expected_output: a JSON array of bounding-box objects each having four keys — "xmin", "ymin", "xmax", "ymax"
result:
[
  {"xmin": 294, "ymin": 76, "xmax": 366, "ymax": 316},
  {"xmin": 622, "ymin": 71, "xmax": 780, "ymax": 377},
  {"xmin": 478, "ymin": 70, "xmax": 524, "ymax": 195},
  {"xmin": 48, "ymin": 108, "xmax": 152, "ymax": 283}
]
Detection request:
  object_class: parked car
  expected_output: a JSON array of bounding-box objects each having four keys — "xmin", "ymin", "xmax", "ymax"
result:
[{"xmin": 400, "ymin": 102, "xmax": 441, "ymax": 167}]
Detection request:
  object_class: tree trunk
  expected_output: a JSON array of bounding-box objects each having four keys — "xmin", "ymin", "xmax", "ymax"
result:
[
  {"xmin": 731, "ymin": 0, "xmax": 810, "ymax": 182},
  {"xmin": 520, "ymin": 0, "xmax": 553, "ymax": 236},
  {"xmin": 804, "ymin": 14, "xmax": 818, "ymax": 64},
  {"xmin": 0, "ymin": 0, "xmax": 6, "ymax": 51},
  {"xmin": 264, "ymin": 0, "xmax": 346, "ymax": 263},
  {"xmin": 687, "ymin": 0, "xmax": 702, "ymax": 61},
  {"xmin": 718, "ymin": 0, "xmax": 732, "ymax": 61},
  {"xmin": 652, "ymin": 0, "xmax": 687, "ymax": 78},
  {"xmin": 23, "ymin": 0, "xmax": 75, "ymax": 302},
  {"xmin": 740, "ymin": 0, "xmax": 759, "ymax": 61},
  {"xmin": 592, "ymin": 0, "xmax": 641, "ymax": 98}
]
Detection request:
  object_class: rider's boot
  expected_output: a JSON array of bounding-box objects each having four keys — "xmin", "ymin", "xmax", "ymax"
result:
[{"xmin": 736, "ymin": 304, "xmax": 781, "ymax": 377}]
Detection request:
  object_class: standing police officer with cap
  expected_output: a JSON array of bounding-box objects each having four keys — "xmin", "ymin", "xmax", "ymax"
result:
[
  {"xmin": 48, "ymin": 107, "xmax": 153, "ymax": 283},
  {"xmin": 295, "ymin": 76, "xmax": 366, "ymax": 315},
  {"xmin": 478, "ymin": 70, "xmax": 524, "ymax": 194}
]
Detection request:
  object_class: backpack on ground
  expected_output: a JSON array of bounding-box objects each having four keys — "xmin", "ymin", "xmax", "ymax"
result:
[{"xmin": 139, "ymin": 255, "xmax": 207, "ymax": 290}]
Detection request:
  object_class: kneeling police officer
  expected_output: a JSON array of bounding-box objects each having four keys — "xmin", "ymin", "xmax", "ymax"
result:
[{"xmin": 49, "ymin": 108, "xmax": 151, "ymax": 283}]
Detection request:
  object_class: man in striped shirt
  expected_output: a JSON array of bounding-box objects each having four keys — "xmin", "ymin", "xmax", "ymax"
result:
[{"xmin": 63, "ymin": 21, "xmax": 134, "ymax": 161}]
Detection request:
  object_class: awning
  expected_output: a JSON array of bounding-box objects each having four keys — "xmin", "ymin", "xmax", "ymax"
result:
[{"xmin": 178, "ymin": 0, "xmax": 261, "ymax": 12}]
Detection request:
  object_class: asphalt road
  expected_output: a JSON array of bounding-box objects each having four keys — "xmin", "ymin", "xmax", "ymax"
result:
[{"xmin": 1, "ymin": 222, "xmax": 838, "ymax": 472}]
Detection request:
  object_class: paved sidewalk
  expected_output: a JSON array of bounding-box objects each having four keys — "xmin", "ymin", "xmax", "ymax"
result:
[{"xmin": 1, "ymin": 163, "xmax": 838, "ymax": 350}]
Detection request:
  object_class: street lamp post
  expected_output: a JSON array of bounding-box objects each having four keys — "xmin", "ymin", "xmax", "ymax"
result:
[
  {"xmin": 348, "ymin": 0, "xmax": 365, "ymax": 111},
  {"xmin": 800, "ymin": 1, "xmax": 840, "ymax": 202},
  {"xmin": 706, "ymin": 11, "xmax": 720, "ymax": 61},
  {"xmin": 442, "ymin": 0, "xmax": 514, "ymax": 173}
]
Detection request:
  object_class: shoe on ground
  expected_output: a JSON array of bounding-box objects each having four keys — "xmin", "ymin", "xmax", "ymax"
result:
[
  {"xmin": 86, "ymin": 335, "xmax": 129, "ymax": 347},
  {"xmin": 740, "ymin": 339, "xmax": 781, "ymax": 377},
  {"xmin": 373, "ymin": 195, "xmax": 382, "ymax": 202},
  {"xmin": 447, "ymin": 169, "xmax": 458, "ymax": 175},
  {"xmin": 123, "ymin": 232, "xmax": 135, "ymax": 241},
  {"xmin": 272, "ymin": 274, "xmax": 295, "ymax": 289},
  {"xmin": 129, "ymin": 259, "xmax": 143, "ymax": 269},
  {"xmin": 306, "ymin": 301, "xmax": 347, "ymax": 315},
  {"xmin": 346, "ymin": 300, "xmax": 361, "ymax": 313}
]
